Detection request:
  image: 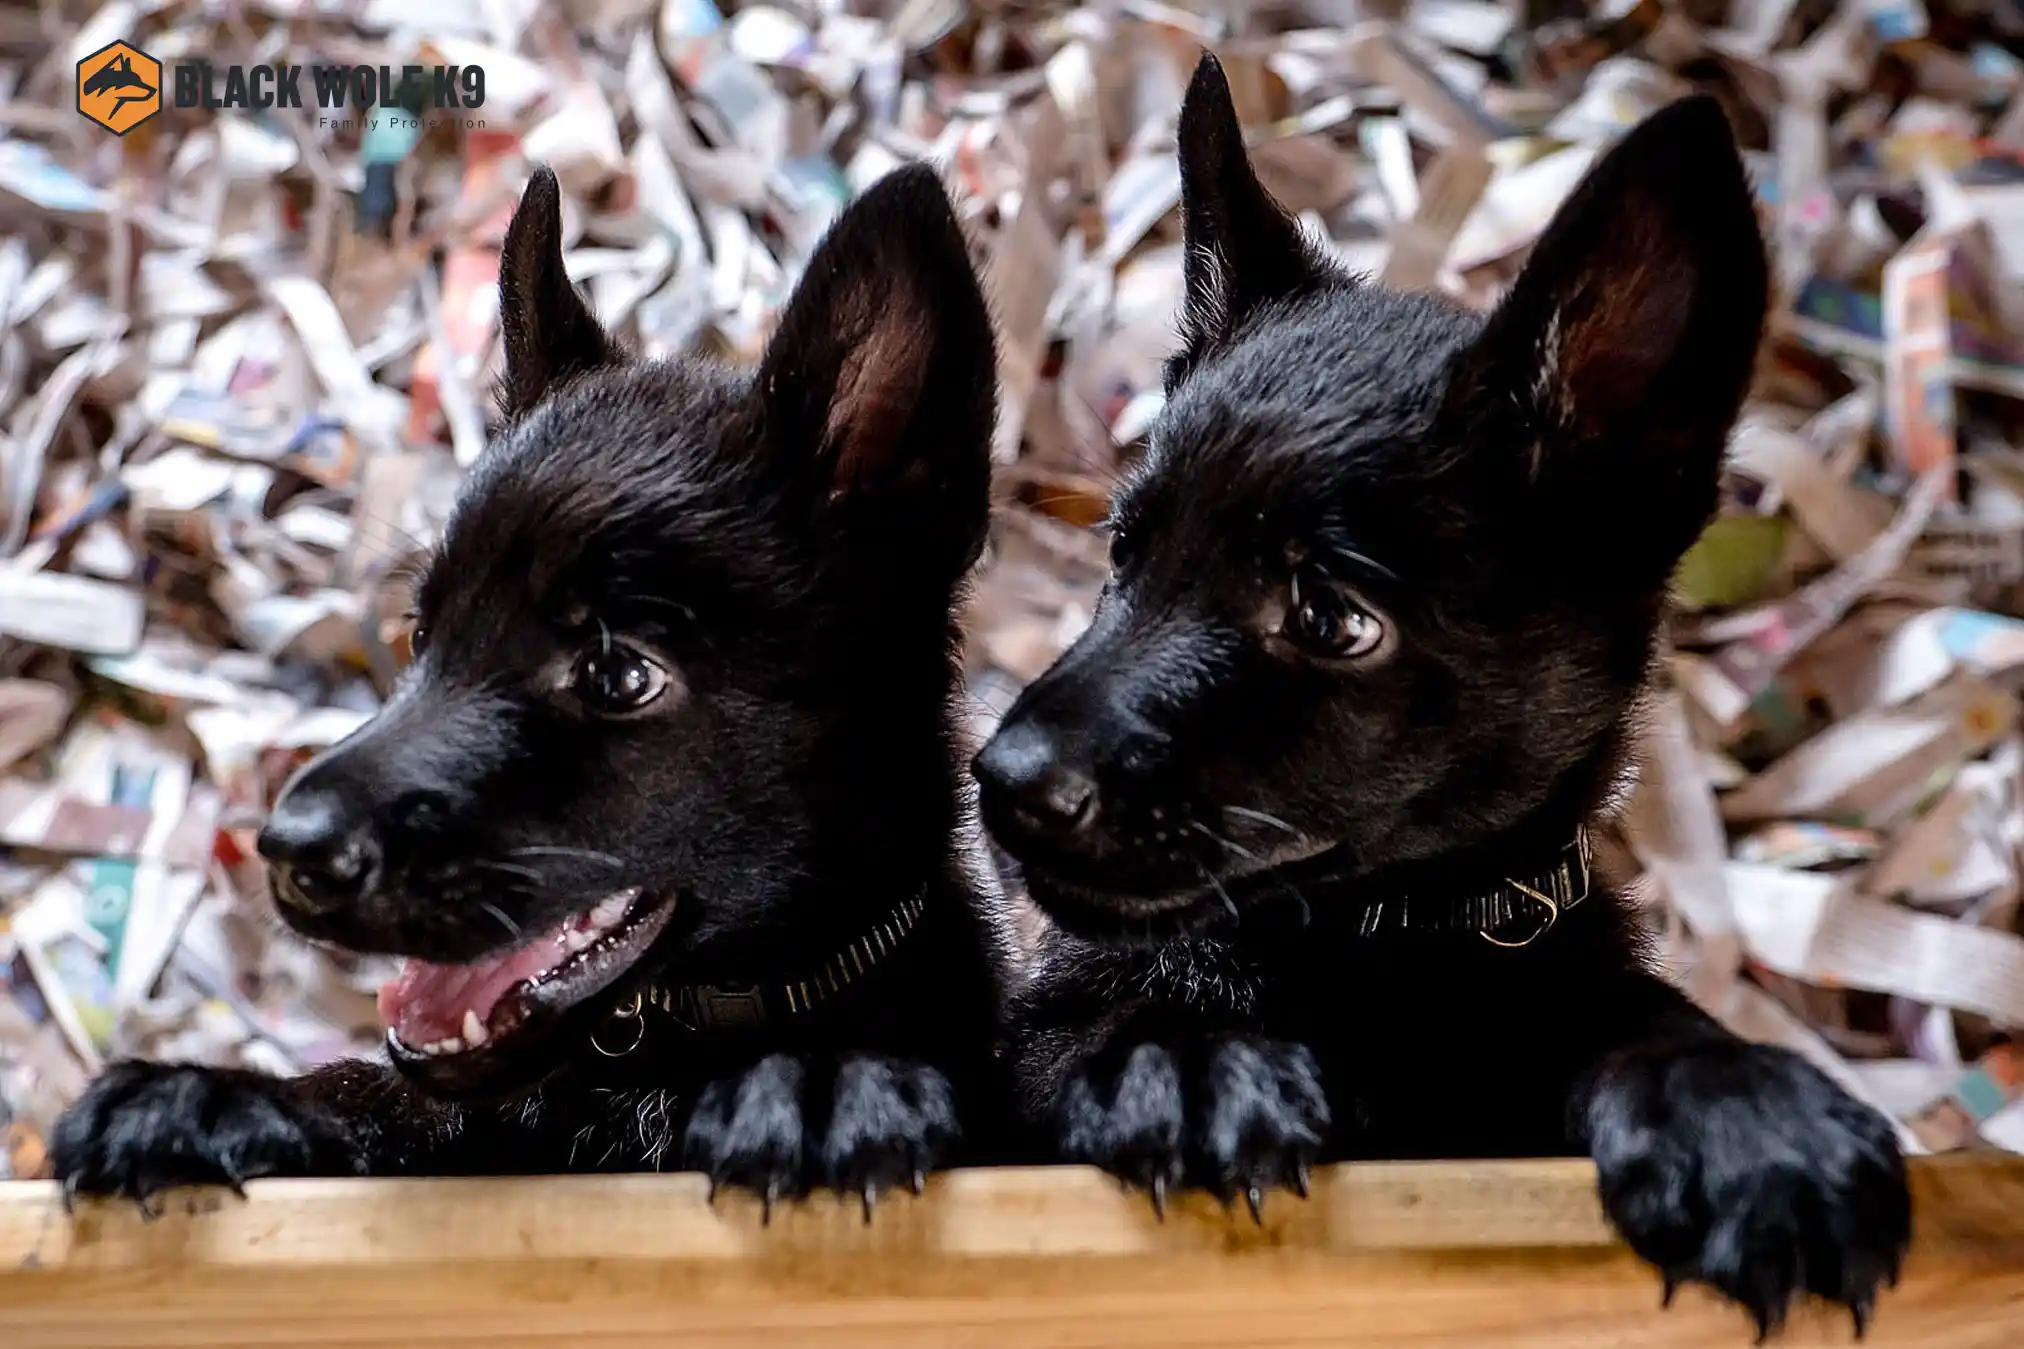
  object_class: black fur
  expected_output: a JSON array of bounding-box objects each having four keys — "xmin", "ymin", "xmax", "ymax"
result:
[
  {"xmin": 974, "ymin": 56, "xmax": 1910, "ymax": 1337},
  {"xmin": 54, "ymin": 162, "xmax": 1012, "ymax": 1213}
]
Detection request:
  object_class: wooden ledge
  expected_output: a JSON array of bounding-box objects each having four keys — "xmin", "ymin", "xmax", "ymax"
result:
[{"xmin": 3, "ymin": 1157, "xmax": 2022, "ymax": 1347}]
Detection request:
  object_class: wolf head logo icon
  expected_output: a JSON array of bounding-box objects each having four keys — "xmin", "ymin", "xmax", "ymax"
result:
[{"xmin": 77, "ymin": 42, "xmax": 162, "ymax": 135}]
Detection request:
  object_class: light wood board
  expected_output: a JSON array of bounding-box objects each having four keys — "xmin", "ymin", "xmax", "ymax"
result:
[{"xmin": 3, "ymin": 1156, "xmax": 2021, "ymax": 1347}]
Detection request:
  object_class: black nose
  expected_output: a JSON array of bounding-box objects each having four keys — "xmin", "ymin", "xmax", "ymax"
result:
[
  {"xmin": 256, "ymin": 787, "xmax": 380, "ymax": 913},
  {"xmin": 974, "ymin": 719, "xmax": 1099, "ymax": 838}
]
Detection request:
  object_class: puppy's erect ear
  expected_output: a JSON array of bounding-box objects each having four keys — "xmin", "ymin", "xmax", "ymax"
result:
[
  {"xmin": 495, "ymin": 166, "xmax": 615, "ymax": 420},
  {"xmin": 1167, "ymin": 53, "xmax": 1330, "ymax": 389},
  {"xmin": 1442, "ymin": 95, "xmax": 1768, "ymax": 581},
  {"xmin": 754, "ymin": 163, "xmax": 996, "ymax": 561}
]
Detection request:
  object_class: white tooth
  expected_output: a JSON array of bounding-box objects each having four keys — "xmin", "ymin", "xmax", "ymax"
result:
[
  {"xmin": 429, "ymin": 1036, "xmax": 464, "ymax": 1056},
  {"xmin": 462, "ymin": 1010, "xmax": 488, "ymax": 1047},
  {"xmin": 592, "ymin": 891, "xmax": 631, "ymax": 928}
]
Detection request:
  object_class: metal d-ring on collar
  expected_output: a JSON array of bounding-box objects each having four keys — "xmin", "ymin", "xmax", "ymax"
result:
[
  {"xmin": 589, "ymin": 888, "xmax": 930, "ymax": 1058},
  {"xmin": 1346, "ymin": 828, "xmax": 1595, "ymax": 948},
  {"xmin": 1480, "ymin": 827, "xmax": 1593, "ymax": 950}
]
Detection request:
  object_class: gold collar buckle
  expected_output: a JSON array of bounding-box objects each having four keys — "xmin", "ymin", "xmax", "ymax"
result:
[{"xmin": 1480, "ymin": 828, "xmax": 1592, "ymax": 950}]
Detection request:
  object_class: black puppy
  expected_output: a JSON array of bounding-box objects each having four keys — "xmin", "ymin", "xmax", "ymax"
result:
[
  {"xmin": 54, "ymin": 162, "xmax": 1010, "ymax": 1215},
  {"xmin": 974, "ymin": 56, "xmax": 1910, "ymax": 1336}
]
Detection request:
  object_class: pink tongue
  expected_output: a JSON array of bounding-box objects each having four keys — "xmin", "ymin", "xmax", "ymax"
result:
[{"xmin": 378, "ymin": 929, "xmax": 570, "ymax": 1046}]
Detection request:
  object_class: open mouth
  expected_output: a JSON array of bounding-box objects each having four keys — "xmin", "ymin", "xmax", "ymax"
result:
[{"xmin": 377, "ymin": 887, "xmax": 677, "ymax": 1066}]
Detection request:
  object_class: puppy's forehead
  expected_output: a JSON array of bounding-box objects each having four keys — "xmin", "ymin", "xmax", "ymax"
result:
[
  {"xmin": 1129, "ymin": 287, "xmax": 1480, "ymax": 553},
  {"xmin": 426, "ymin": 362, "xmax": 769, "ymax": 634}
]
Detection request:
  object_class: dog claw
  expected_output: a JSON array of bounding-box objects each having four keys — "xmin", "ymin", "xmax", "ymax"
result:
[
  {"xmin": 1245, "ymin": 1187, "xmax": 1264, "ymax": 1225},
  {"xmin": 1291, "ymin": 1161, "xmax": 1309, "ymax": 1200},
  {"xmin": 909, "ymin": 1169, "xmax": 925, "ymax": 1197},
  {"xmin": 1660, "ymin": 1275, "xmax": 1678, "ymax": 1309},
  {"xmin": 761, "ymin": 1181, "xmax": 779, "ymax": 1226},
  {"xmin": 706, "ymin": 1177, "xmax": 719, "ymax": 1206},
  {"xmin": 1851, "ymin": 1298, "xmax": 1872, "ymax": 1340},
  {"xmin": 860, "ymin": 1184, "xmax": 877, "ymax": 1226},
  {"xmin": 1148, "ymin": 1173, "xmax": 1168, "ymax": 1221},
  {"xmin": 59, "ymin": 1176, "xmax": 79, "ymax": 1214}
]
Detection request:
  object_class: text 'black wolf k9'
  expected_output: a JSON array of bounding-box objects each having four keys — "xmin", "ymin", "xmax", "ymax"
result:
[
  {"xmin": 54, "ymin": 162, "xmax": 1011, "ymax": 1218},
  {"xmin": 975, "ymin": 54, "xmax": 1910, "ymax": 1339}
]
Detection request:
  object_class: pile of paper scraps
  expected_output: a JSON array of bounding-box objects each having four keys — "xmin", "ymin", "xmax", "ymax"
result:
[{"xmin": 3, "ymin": 0, "xmax": 2023, "ymax": 1180}]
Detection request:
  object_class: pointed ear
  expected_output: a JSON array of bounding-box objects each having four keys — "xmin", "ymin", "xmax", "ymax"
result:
[
  {"xmin": 495, "ymin": 166, "xmax": 616, "ymax": 420},
  {"xmin": 1442, "ymin": 95, "xmax": 1769, "ymax": 577},
  {"xmin": 1166, "ymin": 52, "xmax": 1331, "ymax": 389},
  {"xmin": 753, "ymin": 163, "xmax": 996, "ymax": 566}
]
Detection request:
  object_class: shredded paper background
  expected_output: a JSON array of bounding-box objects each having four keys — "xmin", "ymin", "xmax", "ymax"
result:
[{"xmin": 2, "ymin": 0, "xmax": 2023, "ymax": 1179}]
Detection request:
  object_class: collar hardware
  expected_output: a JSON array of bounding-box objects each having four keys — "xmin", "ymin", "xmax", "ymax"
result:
[
  {"xmin": 1479, "ymin": 827, "xmax": 1592, "ymax": 949},
  {"xmin": 1347, "ymin": 828, "xmax": 1593, "ymax": 948},
  {"xmin": 590, "ymin": 888, "xmax": 929, "ymax": 1058}
]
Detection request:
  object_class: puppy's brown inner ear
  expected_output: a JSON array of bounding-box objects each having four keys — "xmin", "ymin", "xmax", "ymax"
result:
[
  {"xmin": 1538, "ymin": 257, "xmax": 1697, "ymax": 449},
  {"xmin": 753, "ymin": 162, "xmax": 995, "ymax": 541},
  {"xmin": 823, "ymin": 295, "xmax": 932, "ymax": 493}
]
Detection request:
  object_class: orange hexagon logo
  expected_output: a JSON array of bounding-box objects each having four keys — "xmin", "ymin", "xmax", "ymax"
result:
[{"xmin": 77, "ymin": 40, "xmax": 162, "ymax": 136}]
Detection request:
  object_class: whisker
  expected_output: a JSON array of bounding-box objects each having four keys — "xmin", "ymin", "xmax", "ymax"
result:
[
  {"xmin": 1195, "ymin": 861, "xmax": 1240, "ymax": 923},
  {"xmin": 510, "ymin": 845, "xmax": 623, "ymax": 868},
  {"xmin": 1186, "ymin": 820, "xmax": 1263, "ymax": 864},
  {"xmin": 479, "ymin": 902, "xmax": 523, "ymax": 940},
  {"xmin": 1223, "ymin": 805, "xmax": 1298, "ymax": 837},
  {"xmin": 1190, "ymin": 822, "xmax": 1310, "ymax": 927},
  {"xmin": 476, "ymin": 861, "xmax": 544, "ymax": 885},
  {"xmin": 1287, "ymin": 884, "xmax": 1312, "ymax": 928}
]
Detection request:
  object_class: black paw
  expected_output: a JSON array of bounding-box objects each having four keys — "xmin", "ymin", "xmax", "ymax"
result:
[
  {"xmin": 686, "ymin": 1053, "xmax": 808, "ymax": 1218},
  {"xmin": 1056, "ymin": 1035, "xmax": 1327, "ymax": 1219},
  {"xmin": 51, "ymin": 1061, "xmax": 362, "ymax": 1213},
  {"xmin": 1586, "ymin": 1040, "xmax": 1911, "ymax": 1340},
  {"xmin": 685, "ymin": 1052, "xmax": 961, "ymax": 1221},
  {"xmin": 822, "ymin": 1055, "xmax": 958, "ymax": 1222}
]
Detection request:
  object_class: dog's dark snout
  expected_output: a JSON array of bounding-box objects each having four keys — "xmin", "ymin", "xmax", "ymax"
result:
[
  {"xmin": 257, "ymin": 786, "xmax": 381, "ymax": 913},
  {"xmin": 974, "ymin": 720, "xmax": 1100, "ymax": 838}
]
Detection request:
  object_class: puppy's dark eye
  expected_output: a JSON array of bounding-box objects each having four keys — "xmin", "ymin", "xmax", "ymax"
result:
[
  {"xmin": 1285, "ymin": 570, "xmax": 1384, "ymax": 659},
  {"xmin": 408, "ymin": 624, "xmax": 429, "ymax": 659},
  {"xmin": 573, "ymin": 645, "xmax": 668, "ymax": 715},
  {"xmin": 1107, "ymin": 523, "xmax": 1138, "ymax": 570}
]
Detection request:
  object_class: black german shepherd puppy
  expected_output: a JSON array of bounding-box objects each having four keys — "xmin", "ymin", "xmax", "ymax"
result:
[
  {"xmin": 54, "ymin": 163, "xmax": 1009, "ymax": 1215},
  {"xmin": 973, "ymin": 57, "xmax": 1911, "ymax": 1336}
]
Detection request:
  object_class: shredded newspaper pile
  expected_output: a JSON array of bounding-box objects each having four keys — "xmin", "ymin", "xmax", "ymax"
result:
[{"xmin": 2, "ymin": 0, "xmax": 2022, "ymax": 1180}]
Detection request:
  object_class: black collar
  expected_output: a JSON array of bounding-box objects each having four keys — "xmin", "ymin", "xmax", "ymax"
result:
[
  {"xmin": 588, "ymin": 888, "xmax": 929, "ymax": 1058},
  {"xmin": 1343, "ymin": 828, "xmax": 1593, "ymax": 948}
]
